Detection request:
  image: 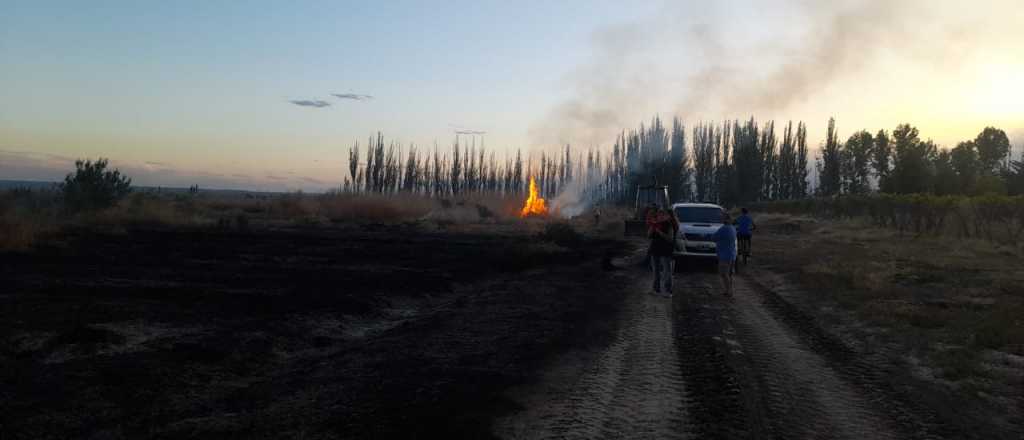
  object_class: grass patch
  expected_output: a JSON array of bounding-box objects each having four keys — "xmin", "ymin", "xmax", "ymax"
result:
[
  {"xmin": 0, "ymin": 189, "xmax": 534, "ymax": 251},
  {"xmin": 755, "ymin": 212, "xmax": 1024, "ymax": 417}
]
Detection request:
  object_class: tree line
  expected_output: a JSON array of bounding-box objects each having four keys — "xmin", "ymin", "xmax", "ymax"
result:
[
  {"xmin": 815, "ymin": 120, "xmax": 1023, "ymax": 197},
  {"xmin": 345, "ymin": 117, "xmax": 1022, "ymax": 206},
  {"xmin": 344, "ymin": 116, "xmax": 812, "ymax": 207}
]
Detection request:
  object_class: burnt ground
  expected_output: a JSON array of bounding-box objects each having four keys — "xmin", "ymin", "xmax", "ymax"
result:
[
  {"xmin": 0, "ymin": 223, "xmax": 631, "ymax": 439},
  {"xmin": 4, "ymin": 221, "xmax": 1017, "ymax": 439}
]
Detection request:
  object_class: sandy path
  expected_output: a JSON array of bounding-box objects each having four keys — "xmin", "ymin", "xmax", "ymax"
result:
[
  {"xmin": 672, "ymin": 272, "xmax": 903, "ymax": 439},
  {"xmin": 494, "ymin": 272, "xmax": 691, "ymax": 439},
  {"xmin": 497, "ymin": 258, "xmax": 914, "ymax": 439}
]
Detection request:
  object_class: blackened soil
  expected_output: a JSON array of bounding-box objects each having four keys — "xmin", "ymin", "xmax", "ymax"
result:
[{"xmin": 0, "ymin": 225, "xmax": 630, "ymax": 439}]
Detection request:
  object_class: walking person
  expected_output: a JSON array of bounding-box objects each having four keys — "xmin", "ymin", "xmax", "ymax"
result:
[
  {"xmin": 713, "ymin": 210, "xmax": 737, "ymax": 296},
  {"xmin": 736, "ymin": 207, "xmax": 756, "ymax": 263},
  {"xmin": 648, "ymin": 206, "xmax": 678, "ymax": 297}
]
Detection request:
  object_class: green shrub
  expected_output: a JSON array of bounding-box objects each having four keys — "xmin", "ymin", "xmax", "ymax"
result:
[
  {"xmin": 61, "ymin": 158, "xmax": 132, "ymax": 212},
  {"xmin": 753, "ymin": 194, "xmax": 1024, "ymax": 245}
]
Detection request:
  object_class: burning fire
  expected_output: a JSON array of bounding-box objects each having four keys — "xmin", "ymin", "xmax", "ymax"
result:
[{"xmin": 520, "ymin": 176, "xmax": 548, "ymax": 217}]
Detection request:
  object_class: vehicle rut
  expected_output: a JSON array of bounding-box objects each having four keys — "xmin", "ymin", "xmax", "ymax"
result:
[
  {"xmin": 673, "ymin": 271, "xmax": 905, "ymax": 439},
  {"xmin": 497, "ymin": 259, "xmax": 932, "ymax": 439},
  {"xmin": 495, "ymin": 275, "xmax": 692, "ymax": 439}
]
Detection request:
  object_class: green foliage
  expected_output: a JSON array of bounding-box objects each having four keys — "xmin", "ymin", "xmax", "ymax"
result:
[
  {"xmin": 61, "ymin": 159, "xmax": 132, "ymax": 212},
  {"xmin": 932, "ymin": 150, "xmax": 959, "ymax": 196},
  {"xmin": 974, "ymin": 175, "xmax": 1007, "ymax": 196},
  {"xmin": 817, "ymin": 117, "xmax": 843, "ymax": 196},
  {"xmin": 1007, "ymin": 159, "xmax": 1024, "ymax": 196},
  {"xmin": 752, "ymin": 194, "xmax": 1024, "ymax": 245},
  {"xmin": 692, "ymin": 123, "xmax": 717, "ymax": 202},
  {"xmin": 841, "ymin": 130, "xmax": 873, "ymax": 194},
  {"xmin": 731, "ymin": 118, "xmax": 763, "ymax": 203},
  {"xmin": 890, "ymin": 124, "xmax": 937, "ymax": 194},
  {"xmin": 974, "ymin": 126, "xmax": 1011, "ymax": 175},
  {"xmin": 872, "ymin": 129, "xmax": 892, "ymax": 192},
  {"xmin": 669, "ymin": 116, "xmax": 693, "ymax": 202},
  {"xmin": 950, "ymin": 141, "xmax": 979, "ymax": 193}
]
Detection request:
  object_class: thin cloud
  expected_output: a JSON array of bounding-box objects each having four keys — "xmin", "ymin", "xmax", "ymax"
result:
[
  {"xmin": 300, "ymin": 176, "xmax": 327, "ymax": 185},
  {"xmin": 0, "ymin": 149, "xmax": 77, "ymax": 163},
  {"xmin": 289, "ymin": 100, "xmax": 331, "ymax": 108},
  {"xmin": 332, "ymin": 93, "xmax": 373, "ymax": 101},
  {"xmin": 449, "ymin": 124, "xmax": 486, "ymax": 135},
  {"xmin": 265, "ymin": 175, "xmax": 288, "ymax": 181}
]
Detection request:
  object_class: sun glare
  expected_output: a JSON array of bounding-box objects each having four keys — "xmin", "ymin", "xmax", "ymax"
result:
[{"xmin": 970, "ymin": 63, "xmax": 1024, "ymax": 119}]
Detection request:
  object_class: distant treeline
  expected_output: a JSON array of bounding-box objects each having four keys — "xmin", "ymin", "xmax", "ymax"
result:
[
  {"xmin": 344, "ymin": 117, "xmax": 1023, "ymax": 205},
  {"xmin": 816, "ymin": 120, "xmax": 1023, "ymax": 197},
  {"xmin": 752, "ymin": 194, "xmax": 1024, "ymax": 245}
]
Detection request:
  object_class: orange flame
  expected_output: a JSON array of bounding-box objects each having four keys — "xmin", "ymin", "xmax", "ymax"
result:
[{"xmin": 520, "ymin": 176, "xmax": 548, "ymax": 217}]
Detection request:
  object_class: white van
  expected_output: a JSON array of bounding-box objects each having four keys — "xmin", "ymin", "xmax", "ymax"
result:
[{"xmin": 671, "ymin": 202, "xmax": 729, "ymax": 258}]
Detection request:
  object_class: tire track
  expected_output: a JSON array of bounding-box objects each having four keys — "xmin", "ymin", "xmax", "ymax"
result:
[
  {"xmin": 673, "ymin": 270, "xmax": 903, "ymax": 439},
  {"xmin": 727, "ymin": 276, "xmax": 900, "ymax": 439},
  {"xmin": 496, "ymin": 275, "xmax": 691, "ymax": 439}
]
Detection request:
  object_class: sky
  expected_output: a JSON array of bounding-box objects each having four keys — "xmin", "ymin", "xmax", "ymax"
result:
[{"xmin": 2, "ymin": 0, "xmax": 1022, "ymax": 191}]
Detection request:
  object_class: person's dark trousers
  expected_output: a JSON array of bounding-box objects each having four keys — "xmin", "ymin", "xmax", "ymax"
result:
[{"xmin": 651, "ymin": 254, "xmax": 674, "ymax": 293}]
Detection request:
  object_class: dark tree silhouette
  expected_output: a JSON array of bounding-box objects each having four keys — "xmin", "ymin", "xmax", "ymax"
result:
[
  {"xmin": 61, "ymin": 158, "xmax": 132, "ymax": 212},
  {"xmin": 974, "ymin": 126, "xmax": 1011, "ymax": 175},
  {"xmin": 817, "ymin": 117, "xmax": 842, "ymax": 196},
  {"xmin": 872, "ymin": 129, "xmax": 892, "ymax": 192}
]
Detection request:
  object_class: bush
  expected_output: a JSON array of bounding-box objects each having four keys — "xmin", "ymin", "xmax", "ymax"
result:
[
  {"xmin": 539, "ymin": 222, "xmax": 584, "ymax": 248},
  {"xmin": 753, "ymin": 194, "xmax": 1024, "ymax": 245},
  {"xmin": 61, "ymin": 159, "xmax": 132, "ymax": 212}
]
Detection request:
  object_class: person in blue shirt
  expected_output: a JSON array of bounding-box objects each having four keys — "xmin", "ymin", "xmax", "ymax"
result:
[
  {"xmin": 735, "ymin": 207, "xmax": 756, "ymax": 261},
  {"xmin": 712, "ymin": 211, "xmax": 737, "ymax": 296}
]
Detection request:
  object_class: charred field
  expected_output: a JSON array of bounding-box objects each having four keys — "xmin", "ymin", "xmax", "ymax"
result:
[{"xmin": 0, "ymin": 221, "xmax": 631, "ymax": 439}]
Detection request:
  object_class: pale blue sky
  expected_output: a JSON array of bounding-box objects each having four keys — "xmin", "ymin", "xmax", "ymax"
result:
[{"xmin": 2, "ymin": 0, "xmax": 1021, "ymax": 190}]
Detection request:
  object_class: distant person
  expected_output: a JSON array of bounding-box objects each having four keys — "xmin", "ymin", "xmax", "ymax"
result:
[
  {"xmin": 713, "ymin": 211, "xmax": 737, "ymax": 296},
  {"xmin": 648, "ymin": 206, "xmax": 678, "ymax": 297},
  {"xmin": 736, "ymin": 207, "xmax": 756, "ymax": 259},
  {"xmin": 594, "ymin": 205, "xmax": 601, "ymax": 227}
]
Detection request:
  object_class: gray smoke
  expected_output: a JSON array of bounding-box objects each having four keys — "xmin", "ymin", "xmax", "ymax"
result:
[
  {"xmin": 551, "ymin": 178, "xmax": 588, "ymax": 218},
  {"xmin": 530, "ymin": 0, "xmax": 1022, "ymax": 147}
]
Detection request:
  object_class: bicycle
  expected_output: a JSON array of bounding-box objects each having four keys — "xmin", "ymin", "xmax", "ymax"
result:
[{"xmin": 734, "ymin": 235, "xmax": 751, "ymax": 274}]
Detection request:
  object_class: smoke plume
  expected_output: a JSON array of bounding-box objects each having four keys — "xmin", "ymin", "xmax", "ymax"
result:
[{"xmin": 530, "ymin": 0, "xmax": 1023, "ymax": 147}]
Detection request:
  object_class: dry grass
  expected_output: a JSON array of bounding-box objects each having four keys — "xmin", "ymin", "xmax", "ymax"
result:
[
  {"xmin": 316, "ymin": 193, "xmax": 435, "ymax": 223},
  {"xmin": 0, "ymin": 189, "xmax": 546, "ymax": 250},
  {"xmin": 0, "ymin": 214, "xmax": 56, "ymax": 250},
  {"xmin": 0, "ymin": 189, "xmax": 61, "ymax": 250},
  {"xmin": 754, "ymin": 212, "xmax": 1024, "ymax": 419}
]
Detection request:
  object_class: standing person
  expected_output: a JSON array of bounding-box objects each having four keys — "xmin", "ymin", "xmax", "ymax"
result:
[
  {"xmin": 648, "ymin": 206, "xmax": 678, "ymax": 297},
  {"xmin": 593, "ymin": 205, "xmax": 602, "ymax": 227},
  {"xmin": 736, "ymin": 207, "xmax": 756, "ymax": 261},
  {"xmin": 713, "ymin": 211, "xmax": 737, "ymax": 296}
]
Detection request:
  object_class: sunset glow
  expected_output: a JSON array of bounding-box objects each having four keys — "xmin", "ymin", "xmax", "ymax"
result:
[{"xmin": 1, "ymin": 0, "xmax": 1021, "ymax": 191}]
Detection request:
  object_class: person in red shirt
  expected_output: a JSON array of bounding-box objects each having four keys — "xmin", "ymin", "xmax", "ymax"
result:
[{"xmin": 647, "ymin": 206, "xmax": 678, "ymax": 297}]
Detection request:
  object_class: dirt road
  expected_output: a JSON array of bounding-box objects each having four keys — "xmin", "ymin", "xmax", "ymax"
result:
[
  {"xmin": 495, "ymin": 269, "xmax": 691, "ymax": 439},
  {"xmin": 497, "ymin": 256, "xmax": 922, "ymax": 439}
]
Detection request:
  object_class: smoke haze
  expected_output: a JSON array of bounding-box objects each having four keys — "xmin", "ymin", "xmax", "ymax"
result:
[{"xmin": 531, "ymin": 0, "xmax": 1024, "ymax": 148}]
